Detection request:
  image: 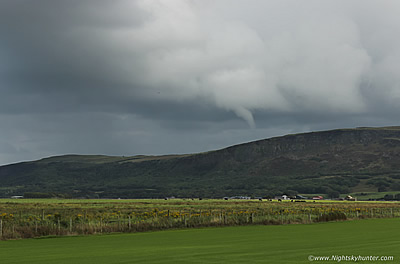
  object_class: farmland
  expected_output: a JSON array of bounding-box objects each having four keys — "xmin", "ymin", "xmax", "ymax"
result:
[
  {"xmin": 1, "ymin": 198, "xmax": 400, "ymax": 240},
  {"xmin": 0, "ymin": 218, "xmax": 399, "ymax": 263}
]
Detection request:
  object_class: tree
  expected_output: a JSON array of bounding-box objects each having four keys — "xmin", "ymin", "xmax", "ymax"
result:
[{"xmin": 384, "ymin": 194, "xmax": 394, "ymax": 201}]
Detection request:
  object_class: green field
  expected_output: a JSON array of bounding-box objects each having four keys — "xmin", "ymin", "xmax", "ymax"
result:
[
  {"xmin": 0, "ymin": 218, "xmax": 398, "ymax": 263},
  {"xmin": 347, "ymin": 191, "xmax": 400, "ymax": 200}
]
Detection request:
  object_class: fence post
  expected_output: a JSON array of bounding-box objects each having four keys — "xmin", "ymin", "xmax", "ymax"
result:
[
  {"xmin": 0, "ymin": 219, "xmax": 2, "ymax": 238},
  {"xmin": 128, "ymin": 215, "xmax": 131, "ymax": 230},
  {"xmin": 69, "ymin": 217, "xmax": 72, "ymax": 233},
  {"xmin": 184, "ymin": 214, "xmax": 187, "ymax": 227}
]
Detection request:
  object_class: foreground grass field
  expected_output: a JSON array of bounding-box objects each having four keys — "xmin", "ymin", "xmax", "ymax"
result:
[{"xmin": 0, "ymin": 218, "xmax": 398, "ymax": 263}]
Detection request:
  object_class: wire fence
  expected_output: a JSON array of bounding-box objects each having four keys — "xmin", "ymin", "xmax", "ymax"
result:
[{"xmin": 1, "ymin": 204, "xmax": 399, "ymax": 240}]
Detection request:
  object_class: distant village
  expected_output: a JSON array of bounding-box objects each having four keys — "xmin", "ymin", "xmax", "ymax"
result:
[
  {"xmin": 10, "ymin": 193, "xmax": 400, "ymax": 201},
  {"xmin": 222, "ymin": 194, "xmax": 357, "ymax": 201}
]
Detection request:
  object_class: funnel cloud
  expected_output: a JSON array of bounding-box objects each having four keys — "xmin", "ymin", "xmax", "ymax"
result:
[{"xmin": 0, "ymin": 0, "xmax": 400, "ymax": 165}]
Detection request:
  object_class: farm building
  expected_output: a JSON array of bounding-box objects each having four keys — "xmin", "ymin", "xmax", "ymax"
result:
[
  {"xmin": 10, "ymin": 195, "xmax": 24, "ymax": 199},
  {"xmin": 345, "ymin": 195, "xmax": 357, "ymax": 201},
  {"xmin": 224, "ymin": 196, "xmax": 251, "ymax": 200},
  {"xmin": 274, "ymin": 195, "xmax": 290, "ymax": 200},
  {"xmin": 312, "ymin": 196, "xmax": 324, "ymax": 200}
]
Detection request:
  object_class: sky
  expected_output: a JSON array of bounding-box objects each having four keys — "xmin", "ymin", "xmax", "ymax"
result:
[{"xmin": 1, "ymin": 0, "xmax": 400, "ymax": 165}]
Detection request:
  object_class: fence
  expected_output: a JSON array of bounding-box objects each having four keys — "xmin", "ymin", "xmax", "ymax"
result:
[{"xmin": 1, "ymin": 205, "xmax": 400, "ymax": 240}]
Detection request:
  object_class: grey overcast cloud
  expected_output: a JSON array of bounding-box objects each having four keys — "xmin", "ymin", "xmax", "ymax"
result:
[{"xmin": 1, "ymin": 0, "xmax": 400, "ymax": 165}]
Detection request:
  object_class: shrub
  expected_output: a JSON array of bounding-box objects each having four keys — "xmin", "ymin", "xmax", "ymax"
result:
[{"xmin": 315, "ymin": 212, "xmax": 347, "ymax": 222}]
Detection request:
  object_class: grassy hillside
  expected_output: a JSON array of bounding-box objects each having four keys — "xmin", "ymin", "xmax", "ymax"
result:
[
  {"xmin": 2, "ymin": 126, "xmax": 400, "ymax": 198},
  {"xmin": 1, "ymin": 218, "xmax": 399, "ymax": 263}
]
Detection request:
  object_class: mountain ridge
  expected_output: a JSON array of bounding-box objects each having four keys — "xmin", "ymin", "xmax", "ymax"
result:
[{"xmin": 2, "ymin": 126, "xmax": 400, "ymax": 198}]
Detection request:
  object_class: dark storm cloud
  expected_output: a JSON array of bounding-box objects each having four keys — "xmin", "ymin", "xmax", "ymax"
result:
[{"xmin": 1, "ymin": 0, "xmax": 400, "ymax": 165}]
